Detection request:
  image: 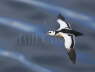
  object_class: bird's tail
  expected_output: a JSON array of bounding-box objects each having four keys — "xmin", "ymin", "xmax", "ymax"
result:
[
  {"xmin": 67, "ymin": 48, "xmax": 76, "ymax": 64},
  {"xmin": 71, "ymin": 30, "xmax": 83, "ymax": 37}
]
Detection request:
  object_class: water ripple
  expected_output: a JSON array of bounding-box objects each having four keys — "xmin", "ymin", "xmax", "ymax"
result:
[{"xmin": 0, "ymin": 48, "xmax": 52, "ymax": 72}]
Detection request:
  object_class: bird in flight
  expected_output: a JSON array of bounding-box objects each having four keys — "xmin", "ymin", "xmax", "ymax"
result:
[{"xmin": 48, "ymin": 14, "xmax": 83, "ymax": 64}]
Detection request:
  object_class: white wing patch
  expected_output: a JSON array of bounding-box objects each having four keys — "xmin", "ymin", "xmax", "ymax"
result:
[
  {"xmin": 57, "ymin": 19, "xmax": 71, "ymax": 30},
  {"xmin": 63, "ymin": 34, "xmax": 74, "ymax": 50},
  {"xmin": 55, "ymin": 32, "xmax": 75, "ymax": 50}
]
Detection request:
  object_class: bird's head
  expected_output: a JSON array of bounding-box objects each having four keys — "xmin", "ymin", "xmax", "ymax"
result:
[{"xmin": 47, "ymin": 31, "xmax": 55, "ymax": 36}]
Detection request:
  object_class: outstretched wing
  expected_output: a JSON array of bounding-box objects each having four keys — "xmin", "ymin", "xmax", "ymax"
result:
[
  {"xmin": 63, "ymin": 34, "xmax": 76, "ymax": 64},
  {"xmin": 57, "ymin": 14, "xmax": 71, "ymax": 30},
  {"xmin": 63, "ymin": 34, "xmax": 75, "ymax": 49}
]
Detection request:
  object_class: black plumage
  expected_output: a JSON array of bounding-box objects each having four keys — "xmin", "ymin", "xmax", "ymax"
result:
[
  {"xmin": 67, "ymin": 48, "xmax": 76, "ymax": 64},
  {"xmin": 56, "ymin": 29, "xmax": 83, "ymax": 37}
]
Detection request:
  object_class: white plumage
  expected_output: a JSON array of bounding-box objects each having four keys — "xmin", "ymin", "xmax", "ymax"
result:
[
  {"xmin": 57, "ymin": 19, "xmax": 71, "ymax": 30},
  {"xmin": 48, "ymin": 14, "xmax": 79, "ymax": 63},
  {"xmin": 64, "ymin": 34, "xmax": 73, "ymax": 49},
  {"xmin": 56, "ymin": 18, "xmax": 75, "ymax": 50}
]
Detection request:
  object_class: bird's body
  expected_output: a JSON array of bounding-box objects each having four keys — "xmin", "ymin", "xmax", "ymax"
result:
[{"xmin": 48, "ymin": 14, "xmax": 83, "ymax": 64}]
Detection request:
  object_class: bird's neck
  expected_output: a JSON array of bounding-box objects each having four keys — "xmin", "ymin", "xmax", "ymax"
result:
[{"xmin": 55, "ymin": 31, "xmax": 59, "ymax": 35}]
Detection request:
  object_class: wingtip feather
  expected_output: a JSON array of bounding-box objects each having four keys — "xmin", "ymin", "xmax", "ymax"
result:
[
  {"xmin": 67, "ymin": 48, "xmax": 76, "ymax": 64},
  {"xmin": 57, "ymin": 14, "xmax": 65, "ymax": 21}
]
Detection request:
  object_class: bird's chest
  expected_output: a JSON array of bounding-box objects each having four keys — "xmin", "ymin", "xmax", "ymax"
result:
[{"xmin": 55, "ymin": 32, "xmax": 64, "ymax": 38}]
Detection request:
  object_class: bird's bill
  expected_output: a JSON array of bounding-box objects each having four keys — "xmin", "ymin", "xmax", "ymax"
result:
[
  {"xmin": 46, "ymin": 32, "xmax": 48, "ymax": 35},
  {"xmin": 47, "ymin": 32, "xmax": 50, "ymax": 35}
]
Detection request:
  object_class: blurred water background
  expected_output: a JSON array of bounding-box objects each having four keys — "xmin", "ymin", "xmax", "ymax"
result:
[{"xmin": 0, "ymin": 0, "xmax": 95, "ymax": 72}]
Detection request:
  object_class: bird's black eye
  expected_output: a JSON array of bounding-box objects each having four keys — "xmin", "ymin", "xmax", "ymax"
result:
[{"xmin": 49, "ymin": 32, "xmax": 51, "ymax": 33}]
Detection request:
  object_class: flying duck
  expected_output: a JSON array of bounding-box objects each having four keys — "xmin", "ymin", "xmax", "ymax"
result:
[{"xmin": 48, "ymin": 14, "xmax": 83, "ymax": 64}]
